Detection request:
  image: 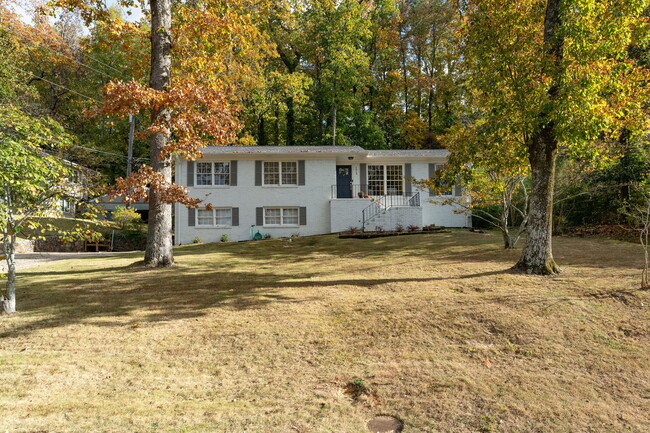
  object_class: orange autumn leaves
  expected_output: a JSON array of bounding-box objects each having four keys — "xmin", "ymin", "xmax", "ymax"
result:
[
  {"xmin": 96, "ymin": 78, "xmax": 239, "ymax": 161},
  {"xmin": 108, "ymin": 165, "xmax": 201, "ymax": 207},
  {"xmin": 97, "ymin": 77, "xmax": 239, "ymax": 207}
]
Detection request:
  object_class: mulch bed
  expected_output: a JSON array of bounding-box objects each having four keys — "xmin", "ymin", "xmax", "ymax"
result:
[
  {"xmin": 339, "ymin": 227, "xmax": 450, "ymax": 239},
  {"xmin": 556, "ymin": 224, "xmax": 640, "ymax": 243}
]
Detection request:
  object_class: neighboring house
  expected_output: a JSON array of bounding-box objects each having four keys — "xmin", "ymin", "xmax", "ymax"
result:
[
  {"xmin": 97, "ymin": 196, "xmax": 150, "ymax": 222},
  {"xmin": 174, "ymin": 146, "xmax": 470, "ymax": 244},
  {"xmin": 49, "ymin": 160, "xmax": 97, "ymax": 218}
]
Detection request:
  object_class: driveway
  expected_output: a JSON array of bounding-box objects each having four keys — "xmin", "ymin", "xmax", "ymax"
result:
[{"xmin": 0, "ymin": 252, "xmax": 127, "ymax": 273}]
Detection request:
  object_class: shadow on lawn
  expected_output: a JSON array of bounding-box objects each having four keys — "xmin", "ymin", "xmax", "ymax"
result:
[
  {"xmin": 6, "ymin": 254, "xmax": 511, "ymax": 338},
  {"xmin": 5, "ymin": 232, "xmax": 640, "ymax": 338}
]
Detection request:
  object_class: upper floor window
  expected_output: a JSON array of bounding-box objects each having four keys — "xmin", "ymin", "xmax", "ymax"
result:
[
  {"xmin": 196, "ymin": 162, "xmax": 230, "ymax": 186},
  {"xmin": 434, "ymin": 164, "xmax": 452, "ymax": 196},
  {"xmin": 263, "ymin": 161, "xmax": 297, "ymax": 186},
  {"xmin": 368, "ymin": 164, "xmax": 403, "ymax": 196}
]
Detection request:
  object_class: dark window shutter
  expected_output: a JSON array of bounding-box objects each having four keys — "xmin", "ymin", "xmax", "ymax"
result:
[
  {"xmin": 231, "ymin": 207, "xmax": 239, "ymax": 226},
  {"xmin": 404, "ymin": 163, "xmax": 412, "ymax": 195},
  {"xmin": 454, "ymin": 185, "xmax": 462, "ymax": 197},
  {"xmin": 256, "ymin": 207, "xmax": 263, "ymax": 226},
  {"xmin": 298, "ymin": 160, "xmax": 305, "ymax": 185},
  {"xmin": 230, "ymin": 160, "xmax": 237, "ymax": 186},
  {"xmin": 360, "ymin": 163, "xmax": 367, "ymax": 193},
  {"xmin": 255, "ymin": 161, "xmax": 262, "ymax": 186},
  {"xmin": 428, "ymin": 163, "xmax": 435, "ymax": 196},
  {"xmin": 188, "ymin": 208, "xmax": 195, "ymax": 226},
  {"xmin": 299, "ymin": 207, "xmax": 307, "ymax": 225},
  {"xmin": 187, "ymin": 161, "xmax": 194, "ymax": 187}
]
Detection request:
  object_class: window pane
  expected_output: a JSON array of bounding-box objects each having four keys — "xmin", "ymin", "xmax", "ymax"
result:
[
  {"xmin": 197, "ymin": 209, "xmax": 213, "ymax": 226},
  {"xmin": 214, "ymin": 162, "xmax": 230, "ymax": 185},
  {"xmin": 196, "ymin": 162, "xmax": 213, "ymax": 186},
  {"xmin": 264, "ymin": 208, "xmax": 281, "ymax": 225},
  {"xmin": 368, "ymin": 165, "xmax": 385, "ymax": 196},
  {"xmin": 282, "ymin": 208, "xmax": 299, "ymax": 225},
  {"xmin": 264, "ymin": 162, "xmax": 280, "ymax": 185},
  {"xmin": 435, "ymin": 164, "xmax": 452, "ymax": 195},
  {"xmin": 386, "ymin": 165, "xmax": 403, "ymax": 196},
  {"xmin": 281, "ymin": 162, "xmax": 298, "ymax": 185},
  {"xmin": 214, "ymin": 208, "xmax": 232, "ymax": 226}
]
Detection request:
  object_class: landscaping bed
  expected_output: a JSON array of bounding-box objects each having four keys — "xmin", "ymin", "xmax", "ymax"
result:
[{"xmin": 339, "ymin": 226, "xmax": 451, "ymax": 239}]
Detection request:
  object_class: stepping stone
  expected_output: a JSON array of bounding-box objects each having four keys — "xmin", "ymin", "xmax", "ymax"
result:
[{"xmin": 367, "ymin": 415, "xmax": 403, "ymax": 433}]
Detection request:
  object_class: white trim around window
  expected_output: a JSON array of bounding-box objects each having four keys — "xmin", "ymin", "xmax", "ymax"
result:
[
  {"xmin": 263, "ymin": 161, "xmax": 298, "ymax": 186},
  {"xmin": 196, "ymin": 161, "xmax": 230, "ymax": 187},
  {"xmin": 197, "ymin": 207, "xmax": 233, "ymax": 227},
  {"xmin": 263, "ymin": 207, "xmax": 299, "ymax": 227},
  {"xmin": 367, "ymin": 164, "xmax": 404, "ymax": 196}
]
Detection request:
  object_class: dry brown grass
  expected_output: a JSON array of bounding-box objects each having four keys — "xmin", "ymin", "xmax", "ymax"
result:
[{"xmin": 1, "ymin": 231, "xmax": 649, "ymax": 433}]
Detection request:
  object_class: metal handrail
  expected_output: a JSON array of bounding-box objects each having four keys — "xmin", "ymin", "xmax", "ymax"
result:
[
  {"xmin": 331, "ymin": 184, "xmax": 369, "ymax": 199},
  {"xmin": 361, "ymin": 192, "xmax": 421, "ymax": 230}
]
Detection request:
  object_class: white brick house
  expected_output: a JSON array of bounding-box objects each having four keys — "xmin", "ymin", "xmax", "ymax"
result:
[{"xmin": 174, "ymin": 146, "xmax": 469, "ymax": 244}]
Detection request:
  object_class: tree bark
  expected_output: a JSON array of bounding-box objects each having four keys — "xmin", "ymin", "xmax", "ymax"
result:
[
  {"xmin": 274, "ymin": 106, "xmax": 280, "ymax": 146},
  {"xmin": 286, "ymin": 96, "xmax": 295, "ymax": 146},
  {"xmin": 515, "ymin": 129, "xmax": 560, "ymax": 273},
  {"xmin": 144, "ymin": 0, "xmax": 174, "ymax": 268},
  {"xmin": 1, "ymin": 234, "xmax": 16, "ymax": 314},
  {"xmin": 258, "ymin": 115, "xmax": 267, "ymax": 146},
  {"xmin": 514, "ymin": 0, "xmax": 563, "ymax": 274},
  {"xmin": 275, "ymin": 45, "xmax": 299, "ymax": 146}
]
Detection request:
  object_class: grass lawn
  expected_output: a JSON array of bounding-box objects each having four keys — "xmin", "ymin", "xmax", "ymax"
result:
[{"xmin": 1, "ymin": 231, "xmax": 649, "ymax": 432}]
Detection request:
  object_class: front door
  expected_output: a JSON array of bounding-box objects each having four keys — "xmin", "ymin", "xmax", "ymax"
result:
[{"xmin": 336, "ymin": 165, "xmax": 353, "ymax": 198}]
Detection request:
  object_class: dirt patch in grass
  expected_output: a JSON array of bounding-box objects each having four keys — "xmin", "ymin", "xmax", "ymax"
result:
[{"xmin": 0, "ymin": 232, "xmax": 649, "ymax": 432}]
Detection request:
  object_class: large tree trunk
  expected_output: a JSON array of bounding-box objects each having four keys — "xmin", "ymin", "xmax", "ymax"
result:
[
  {"xmin": 1, "ymin": 235, "xmax": 16, "ymax": 314},
  {"xmin": 274, "ymin": 106, "xmax": 280, "ymax": 146},
  {"xmin": 515, "ymin": 127, "xmax": 560, "ymax": 273},
  {"xmin": 514, "ymin": 0, "xmax": 562, "ymax": 275},
  {"xmin": 286, "ymin": 96, "xmax": 295, "ymax": 146},
  {"xmin": 258, "ymin": 115, "xmax": 267, "ymax": 146},
  {"xmin": 144, "ymin": 0, "xmax": 174, "ymax": 268},
  {"xmin": 275, "ymin": 46, "xmax": 299, "ymax": 146}
]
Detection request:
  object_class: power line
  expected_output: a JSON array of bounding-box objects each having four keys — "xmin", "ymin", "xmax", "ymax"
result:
[
  {"xmin": 71, "ymin": 144, "xmax": 148, "ymax": 162},
  {"xmin": 5, "ymin": 20, "xmax": 128, "ymax": 77},
  {"xmin": 5, "ymin": 126, "xmax": 149, "ymax": 163},
  {"xmin": 0, "ymin": 23, "xmax": 121, "ymax": 80},
  {"xmin": 6, "ymin": 64, "xmax": 103, "ymax": 103}
]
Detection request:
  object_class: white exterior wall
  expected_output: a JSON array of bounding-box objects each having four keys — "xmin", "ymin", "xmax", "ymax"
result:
[
  {"xmin": 330, "ymin": 199, "xmax": 371, "ymax": 232},
  {"xmin": 175, "ymin": 157, "xmax": 336, "ymax": 244},
  {"xmin": 174, "ymin": 150, "xmax": 469, "ymax": 244},
  {"xmin": 408, "ymin": 162, "xmax": 469, "ymax": 228},
  {"xmin": 365, "ymin": 206, "xmax": 423, "ymax": 232}
]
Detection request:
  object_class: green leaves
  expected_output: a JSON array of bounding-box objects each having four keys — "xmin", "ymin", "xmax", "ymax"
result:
[{"xmin": 0, "ymin": 105, "xmax": 74, "ymax": 236}]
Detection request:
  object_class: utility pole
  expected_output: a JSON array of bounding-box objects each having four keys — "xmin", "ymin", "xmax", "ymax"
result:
[
  {"xmin": 127, "ymin": 114, "xmax": 136, "ymax": 177},
  {"xmin": 126, "ymin": 115, "xmax": 136, "ymax": 208}
]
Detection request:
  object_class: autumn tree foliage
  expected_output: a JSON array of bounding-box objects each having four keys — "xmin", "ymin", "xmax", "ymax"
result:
[
  {"xmin": 48, "ymin": 0, "xmax": 265, "ymax": 267},
  {"xmin": 419, "ymin": 123, "xmax": 531, "ymax": 249},
  {"xmin": 459, "ymin": 0, "xmax": 650, "ymax": 274}
]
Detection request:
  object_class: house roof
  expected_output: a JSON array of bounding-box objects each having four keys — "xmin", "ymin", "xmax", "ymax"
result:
[
  {"xmin": 367, "ymin": 149, "xmax": 449, "ymax": 157},
  {"xmin": 201, "ymin": 146, "xmax": 367, "ymax": 155},
  {"xmin": 200, "ymin": 146, "xmax": 448, "ymax": 157}
]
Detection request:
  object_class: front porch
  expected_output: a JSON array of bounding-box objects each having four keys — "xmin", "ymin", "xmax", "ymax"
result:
[{"xmin": 329, "ymin": 186, "xmax": 423, "ymax": 232}]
